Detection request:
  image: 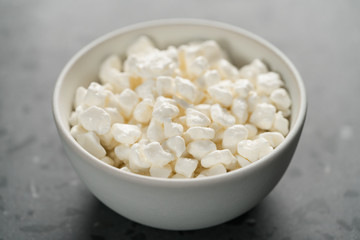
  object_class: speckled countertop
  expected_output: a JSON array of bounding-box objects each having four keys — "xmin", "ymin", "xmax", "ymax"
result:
[{"xmin": 0, "ymin": 1, "xmax": 359, "ymax": 239}]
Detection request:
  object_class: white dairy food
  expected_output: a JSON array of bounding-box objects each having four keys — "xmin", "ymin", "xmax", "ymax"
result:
[{"xmin": 69, "ymin": 36, "xmax": 291, "ymax": 178}]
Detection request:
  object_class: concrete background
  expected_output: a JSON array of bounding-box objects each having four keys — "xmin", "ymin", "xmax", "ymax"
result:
[{"xmin": 0, "ymin": 0, "xmax": 359, "ymax": 239}]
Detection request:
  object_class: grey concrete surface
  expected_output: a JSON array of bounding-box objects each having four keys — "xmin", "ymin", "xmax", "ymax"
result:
[{"xmin": 0, "ymin": 0, "xmax": 359, "ymax": 239}]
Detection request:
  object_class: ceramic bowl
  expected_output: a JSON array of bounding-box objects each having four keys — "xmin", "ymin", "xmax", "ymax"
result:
[{"xmin": 53, "ymin": 19, "xmax": 306, "ymax": 230}]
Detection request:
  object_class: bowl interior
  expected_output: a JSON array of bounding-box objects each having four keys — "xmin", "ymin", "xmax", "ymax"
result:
[{"xmin": 54, "ymin": 19, "xmax": 306, "ymax": 174}]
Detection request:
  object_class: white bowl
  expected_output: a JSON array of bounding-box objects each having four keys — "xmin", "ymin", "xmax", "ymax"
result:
[{"xmin": 53, "ymin": 19, "xmax": 306, "ymax": 230}]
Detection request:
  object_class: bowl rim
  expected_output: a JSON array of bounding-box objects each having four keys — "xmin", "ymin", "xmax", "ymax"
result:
[{"xmin": 53, "ymin": 18, "xmax": 307, "ymax": 186}]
